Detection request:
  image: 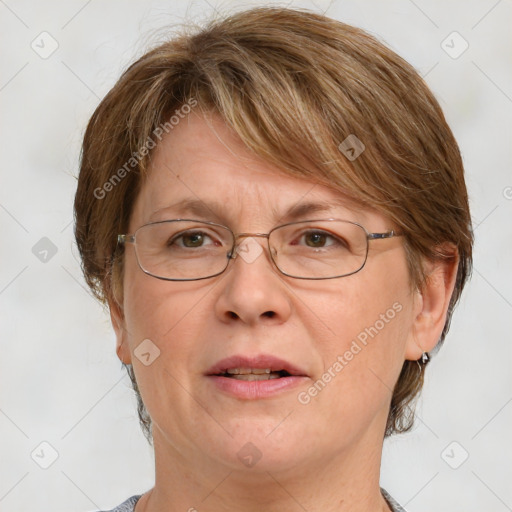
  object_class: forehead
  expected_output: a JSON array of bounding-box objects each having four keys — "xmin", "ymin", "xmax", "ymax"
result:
[{"xmin": 130, "ymin": 112, "xmax": 378, "ymax": 230}]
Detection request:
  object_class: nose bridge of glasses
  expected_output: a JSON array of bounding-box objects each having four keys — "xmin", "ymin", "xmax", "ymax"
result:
[
  {"xmin": 234, "ymin": 232, "xmax": 270, "ymax": 240},
  {"xmin": 229, "ymin": 232, "xmax": 272, "ymax": 260}
]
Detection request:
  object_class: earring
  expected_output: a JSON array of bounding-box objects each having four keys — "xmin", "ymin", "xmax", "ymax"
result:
[{"xmin": 417, "ymin": 351, "xmax": 430, "ymax": 372}]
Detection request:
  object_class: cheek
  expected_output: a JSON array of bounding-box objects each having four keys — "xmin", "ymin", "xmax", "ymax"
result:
[
  {"xmin": 120, "ymin": 265, "xmax": 218, "ymax": 433},
  {"xmin": 123, "ymin": 275, "xmax": 213, "ymax": 351},
  {"xmin": 301, "ymin": 254, "xmax": 414, "ymax": 404},
  {"xmin": 122, "ymin": 247, "xmax": 199, "ymax": 338},
  {"xmin": 299, "ymin": 263, "xmax": 411, "ymax": 351},
  {"xmin": 287, "ymin": 284, "xmax": 414, "ymax": 447}
]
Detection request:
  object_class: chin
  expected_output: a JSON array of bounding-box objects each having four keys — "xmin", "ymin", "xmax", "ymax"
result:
[{"xmin": 201, "ymin": 418, "xmax": 316, "ymax": 473}]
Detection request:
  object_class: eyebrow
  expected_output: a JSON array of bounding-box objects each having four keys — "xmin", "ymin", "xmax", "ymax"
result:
[{"xmin": 149, "ymin": 197, "xmax": 363, "ymax": 225}]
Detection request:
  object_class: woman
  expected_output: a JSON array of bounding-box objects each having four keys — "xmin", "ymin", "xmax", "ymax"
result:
[{"xmin": 74, "ymin": 7, "xmax": 473, "ymax": 511}]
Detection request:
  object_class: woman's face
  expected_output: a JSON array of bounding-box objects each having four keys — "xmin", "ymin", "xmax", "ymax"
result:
[{"xmin": 114, "ymin": 111, "xmax": 424, "ymax": 474}]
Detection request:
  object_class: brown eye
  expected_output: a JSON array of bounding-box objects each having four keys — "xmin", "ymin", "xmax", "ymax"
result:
[
  {"xmin": 169, "ymin": 231, "xmax": 214, "ymax": 249},
  {"xmin": 181, "ymin": 232, "xmax": 206, "ymax": 247},
  {"xmin": 304, "ymin": 232, "xmax": 328, "ymax": 247},
  {"xmin": 297, "ymin": 230, "xmax": 347, "ymax": 249}
]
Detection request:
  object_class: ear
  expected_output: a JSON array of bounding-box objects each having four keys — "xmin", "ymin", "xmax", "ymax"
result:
[
  {"xmin": 109, "ymin": 298, "xmax": 132, "ymax": 365},
  {"xmin": 405, "ymin": 245, "xmax": 459, "ymax": 361}
]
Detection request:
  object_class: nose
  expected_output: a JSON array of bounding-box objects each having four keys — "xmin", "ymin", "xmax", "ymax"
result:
[{"xmin": 214, "ymin": 235, "xmax": 292, "ymax": 326}]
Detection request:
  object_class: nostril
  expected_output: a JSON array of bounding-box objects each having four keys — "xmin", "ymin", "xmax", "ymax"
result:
[{"xmin": 263, "ymin": 311, "xmax": 275, "ymax": 318}]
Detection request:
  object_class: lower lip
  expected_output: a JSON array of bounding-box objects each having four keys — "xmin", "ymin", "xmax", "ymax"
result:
[{"xmin": 207, "ymin": 375, "xmax": 309, "ymax": 399}]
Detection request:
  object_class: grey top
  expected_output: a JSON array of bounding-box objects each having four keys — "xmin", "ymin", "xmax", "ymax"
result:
[{"xmin": 100, "ymin": 488, "xmax": 406, "ymax": 511}]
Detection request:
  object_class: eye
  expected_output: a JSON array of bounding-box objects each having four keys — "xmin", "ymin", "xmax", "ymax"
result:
[
  {"xmin": 296, "ymin": 230, "xmax": 345, "ymax": 249},
  {"xmin": 303, "ymin": 231, "xmax": 331, "ymax": 248},
  {"xmin": 169, "ymin": 230, "xmax": 217, "ymax": 249}
]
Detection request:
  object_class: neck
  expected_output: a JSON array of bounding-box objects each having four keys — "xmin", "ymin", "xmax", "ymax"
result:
[{"xmin": 137, "ymin": 424, "xmax": 392, "ymax": 512}]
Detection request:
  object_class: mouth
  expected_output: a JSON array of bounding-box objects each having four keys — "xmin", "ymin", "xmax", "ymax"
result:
[
  {"xmin": 205, "ymin": 355, "xmax": 308, "ymax": 399},
  {"xmin": 218, "ymin": 368, "xmax": 293, "ymax": 381},
  {"xmin": 206, "ymin": 354, "xmax": 308, "ymax": 379}
]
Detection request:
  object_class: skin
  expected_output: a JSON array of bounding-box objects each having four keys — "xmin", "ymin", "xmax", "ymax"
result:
[{"xmin": 110, "ymin": 111, "xmax": 458, "ymax": 512}]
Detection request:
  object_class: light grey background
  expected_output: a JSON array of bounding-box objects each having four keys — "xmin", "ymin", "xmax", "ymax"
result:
[{"xmin": 1, "ymin": 0, "xmax": 511, "ymax": 511}]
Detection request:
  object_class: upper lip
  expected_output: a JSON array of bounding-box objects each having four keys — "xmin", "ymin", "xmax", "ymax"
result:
[{"xmin": 206, "ymin": 354, "xmax": 308, "ymax": 377}]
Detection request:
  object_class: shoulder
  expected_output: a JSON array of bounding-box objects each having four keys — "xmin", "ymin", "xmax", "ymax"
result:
[
  {"xmin": 381, "ymin": 488, "xmax": 407, "ymax": 512},
  {"xmin": 95, "ymin": 495, "xmax": 142, "ymax": 512}
]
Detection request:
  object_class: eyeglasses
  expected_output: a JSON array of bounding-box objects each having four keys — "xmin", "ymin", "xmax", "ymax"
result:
[{"xmin": 117, "ymin": 219, "xmax": 403, "ymax": 281}]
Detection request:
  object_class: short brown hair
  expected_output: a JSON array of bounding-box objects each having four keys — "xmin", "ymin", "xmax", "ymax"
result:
[{"xmin": 74, "ymin": 7, "xmax": 473, "ymax": 440}]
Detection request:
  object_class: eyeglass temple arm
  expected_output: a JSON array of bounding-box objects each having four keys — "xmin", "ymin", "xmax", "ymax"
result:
[
  {"xmin": 117, "ymin": 234, "xmax": 135, "ymax": 245},
  {"xmin": 367, "ymin": 230, "xmax": 403, "ymax": 240}
]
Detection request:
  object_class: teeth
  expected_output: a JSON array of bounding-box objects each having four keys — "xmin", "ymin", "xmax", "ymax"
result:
[
  {"xmin": 226, "ymin": 368, "xmax": 272, "ymax": 375},
  {"xmin": 229, "ymin": 373, "xmax": 282, "ymax": 381}
]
